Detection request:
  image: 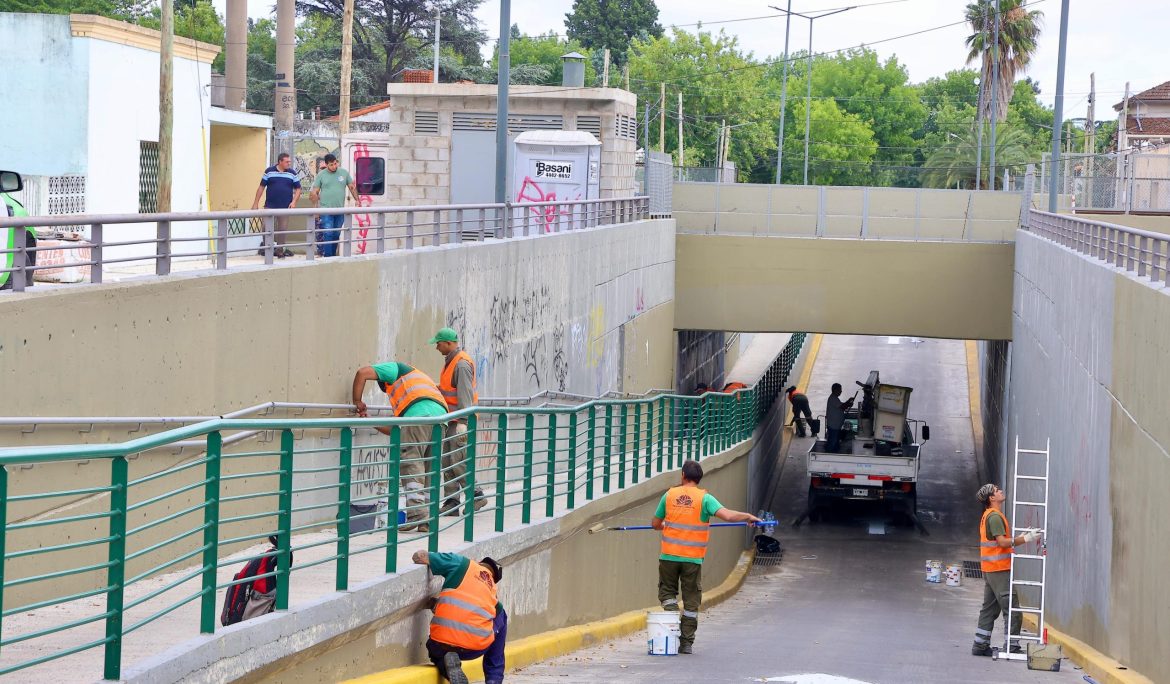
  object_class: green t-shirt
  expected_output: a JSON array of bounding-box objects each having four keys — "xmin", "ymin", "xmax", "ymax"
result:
[
  {"xmin": 311, "ymin": 167, "xmax": 353, "ymax": 208},
  {"xmin": 985, "ymin": 509, "xmax": 1008, "ymax": 540},
  {"xmin": 655, "ymin": 491, "xmax": 724, "ymax": 565},
  {"xmin": 426, "ymin": 552, "xmax": 503, "ymax": 611},
  {"xmin": 370, "ymin": 362, "xmax": 446, "ymax": 417}
]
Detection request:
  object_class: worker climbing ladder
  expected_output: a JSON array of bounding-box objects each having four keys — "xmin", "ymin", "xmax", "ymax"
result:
[{"xmin": 994, "ymin": 437, "xmax": 1050, "ymax": 662}]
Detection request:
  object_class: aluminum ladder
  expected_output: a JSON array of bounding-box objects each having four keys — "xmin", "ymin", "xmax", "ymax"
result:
[{"xmin": 994, "ymin": 437, "xmax": 1050, "ymax": 662}]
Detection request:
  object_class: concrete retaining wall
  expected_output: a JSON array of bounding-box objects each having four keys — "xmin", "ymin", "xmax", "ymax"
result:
[
  {"xmin": 1003, "ymin": 230, "xmax": 1170, "ymax": 683},
  {"xmin": 0, "ymin": 219, "xmax": 677, "ymax": 607},
  {"xmin": 123, "ymin": 442, "xmax": 754, "ymax": 684}
]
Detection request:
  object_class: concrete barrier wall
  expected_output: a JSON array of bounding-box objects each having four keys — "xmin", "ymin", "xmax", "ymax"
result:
[
  {"xmin": 1005, "ymin": 230, "xmax": 1170, "ymax": 683},
  {"xmin": 125, "ymin": 442, "xmax": 754, "ymax": 684},
  {"xmin": 0, "ymin": 219, "xmax": 677, "ymax": 606},
  {"xmin": 674, "ymin": 183, "xmax": 1024, "ymax": 242},
  {"xmin": 675, "ymin": 234, "xmax": 1014, "ymax": 340}
]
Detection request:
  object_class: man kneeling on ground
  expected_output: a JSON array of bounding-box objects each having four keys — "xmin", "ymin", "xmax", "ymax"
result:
[{"xmin": 413, "ymin": 549, "xmax": 507, "ymax": 684}]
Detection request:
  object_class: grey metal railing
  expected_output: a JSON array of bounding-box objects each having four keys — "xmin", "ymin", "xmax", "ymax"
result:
[
  {"xmin": 0, "ymin": 197, "xmax": 650, "ymax": 293},
  {"xmin": 1026, "ymin": 209, "xmax": 1170, "ymax": 288}
]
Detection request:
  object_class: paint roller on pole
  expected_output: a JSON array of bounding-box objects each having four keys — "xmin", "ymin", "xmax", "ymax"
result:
[{"xmin": 590, "ymin": 512, "xmax": 777, "ymax": 534}]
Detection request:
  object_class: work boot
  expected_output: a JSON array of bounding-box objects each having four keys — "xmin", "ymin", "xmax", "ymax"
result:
[
  {"xmin": 678, "ymin": 642, "xmax": 693, "ymax": 655},
  {"xmin": 473, "ymin": 488, "xmax": 489, "ymax": 511},
  {"xmin": 443, "ymin": 651, "xmax": 468, "ymax": 684},
  {"xmin": 1009, "ymin": 642, "xmax": 1024, "ymax": 654},
  {"xmin": 399, "ymin": 511, "xmax": 430, "ymax": 533},
  {"xmin": 440, "ymin": 498, "xmax": 461, "ymax": 517},
  {"xmin": 971, "ymin": 643, "xmax": 992, "ymax": 657}
]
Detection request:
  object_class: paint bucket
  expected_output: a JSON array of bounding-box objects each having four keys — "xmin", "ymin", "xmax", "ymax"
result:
[
  {"xmin": 646, "ymin": 611, "xmax": 680, "ymax": 656},
  {"xmin": 945, "ymin": 563, "xmax": 962, "ymax": 587},
  {"xmin": 925, "ymin": 560, "xmax": 942, "ymax": 583}
]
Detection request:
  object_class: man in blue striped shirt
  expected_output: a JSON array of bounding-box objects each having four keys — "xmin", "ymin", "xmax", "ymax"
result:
[{"xmin": 251, "ymin": 153, "xmax": 302, "ymax": 258}]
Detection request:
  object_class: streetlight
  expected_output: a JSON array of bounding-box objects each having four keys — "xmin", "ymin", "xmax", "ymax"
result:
[
  {"xmin": 770, "ymin": 4, "xmax": 857, "ymax": 185},
  {"xmin": 770, "ymin": 1, "xmax": 793, "ymax": 185}
]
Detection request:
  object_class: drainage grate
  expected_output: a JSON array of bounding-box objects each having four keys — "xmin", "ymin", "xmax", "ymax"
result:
[
  {"xmin": 963, "ymin": 560, "xmax": 983, "ymax": 579},
  {"xmin": 750, "ymin": 552, "xmax": 784, "ymax": 575}
]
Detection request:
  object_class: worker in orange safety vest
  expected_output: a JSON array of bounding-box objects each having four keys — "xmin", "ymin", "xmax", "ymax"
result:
[
  {"xmin": 413, "ymin": 549, "xmax": 506, "ymax": 684},
  {"xmin": 430, "ymin": 327, "xmax": 487, "ymax": 517},
  {"xmin": 651, "ymin": 460, "xmax": 761, "ymax": 654},
  {"xmin": 972, "ymin": 483, "xmax": 1042, "ymax": 656}
]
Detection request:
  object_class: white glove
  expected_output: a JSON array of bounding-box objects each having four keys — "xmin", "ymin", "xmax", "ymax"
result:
[{"xmin": 1021, "ymin": 529, "xmax": 1042, "ymax": 544}]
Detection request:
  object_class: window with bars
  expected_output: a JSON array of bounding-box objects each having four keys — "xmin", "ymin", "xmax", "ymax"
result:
[{"xmin": 139, "ymin": 141, "xmax": 160, "ymax": 213}]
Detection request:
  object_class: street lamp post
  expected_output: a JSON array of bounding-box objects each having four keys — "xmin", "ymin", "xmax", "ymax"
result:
[
  {"xmin": 770, "ymin": 5, "xmax": 857, "ymax": 185},
  {"xmin": 769, "ymin": 2, "xmax": 793, "ymax": 184}
]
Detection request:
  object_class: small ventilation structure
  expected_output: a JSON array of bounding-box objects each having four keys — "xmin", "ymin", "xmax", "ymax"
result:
[
  {"xmin": 414, "ymin": 111, "xmax": 439, "ymax": 135},
  {"xmin": 577, "ymin": 115, "xmax": 602, "ymax": 139},
  {"xmin": 452, "ymin": 112, "xmax": 564, "ymax": 133}
]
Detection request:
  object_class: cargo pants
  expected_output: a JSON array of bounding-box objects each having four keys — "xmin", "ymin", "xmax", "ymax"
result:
[
  {"xmin": 400, "ymin": 423, "xmax": 435, "ymax": 522},
  {"xmin": 974, "ymin": 569, "xmax": 1022, "ymax": 649},
  {"xmin": 658, "ymin": 559, "xmax": 702, "ymax": 646}
]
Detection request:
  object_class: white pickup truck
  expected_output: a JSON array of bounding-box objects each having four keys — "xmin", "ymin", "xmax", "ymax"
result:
[{"xmin": 801, "ymin": 373, "xmax": 929, "ymax": 526}]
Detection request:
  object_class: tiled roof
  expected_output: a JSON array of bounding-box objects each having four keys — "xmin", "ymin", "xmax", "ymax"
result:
[
  {"xmin": 1124, "ymin": 116, "xmax": 1170, "ymax": 137},
  {"xmin": 326, "ymin": 100, "xmax": 392, "ymax": 122},
  {"xmin": 1113, "ymin": 80, "xmax": 1170, "ymax": 110}
]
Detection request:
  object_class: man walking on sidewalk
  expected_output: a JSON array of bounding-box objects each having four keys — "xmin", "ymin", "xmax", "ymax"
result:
[
  {"xmin": 309, "ymin": 153, "xmax": 358, "ymax": 257},
  {"xmin": 430, "ymin": 327, "xmax": 488, "ymax": 516},
  {"xmin": 251, "ymin": 153, "xmax": 301, "ymax": 258},
  {"xmin": 972, "ymin": 483, "xmax": 1041, "ymax": 656},
  {"xmin": 651, "ymin": 460, "xmax": 761, "ymax": 654},
  {"xmin": 413, "ymin": 549, "xmax": 507, "ymax": 684}
]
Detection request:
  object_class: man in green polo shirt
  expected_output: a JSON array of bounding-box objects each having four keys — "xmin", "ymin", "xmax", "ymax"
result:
[
  {"xmin": 650, "ymin": 460, "xmax": 760, "ymax": 654},
  {"xmin": 351, "ymin": 361, "xmax": 448, "ymax": 532},
  {"xmin": 310, "ymin": 154, "xmax": 358, "ymax": 257}
]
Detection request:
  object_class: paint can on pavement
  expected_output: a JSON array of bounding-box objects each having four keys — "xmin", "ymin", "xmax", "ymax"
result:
[
  {"xmin": 925, "ymin": 560, "xmax": 942, "ymax": 583},
  {"xmin": 646, "ymin": 611, "xmax": 680, "ymax": 655},
  {"xmin": 945, "ymin": 563, "xmax": 962, "ymax": 586}
]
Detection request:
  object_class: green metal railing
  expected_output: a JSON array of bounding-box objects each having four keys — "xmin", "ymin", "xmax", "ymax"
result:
[{"xmin": 0, "ymin": 334, "xmax": 806, "ymax": 680}]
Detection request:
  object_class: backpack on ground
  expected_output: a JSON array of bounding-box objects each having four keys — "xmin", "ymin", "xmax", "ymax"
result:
[{"xmin": 220, "ymin": 536, "xmax": 289, "ymax": 626}]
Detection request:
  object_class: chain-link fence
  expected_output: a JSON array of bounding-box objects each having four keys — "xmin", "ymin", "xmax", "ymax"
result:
[{"xmin": 1041, "ymin": 149, "xmax": 1170, "ymax": 212}]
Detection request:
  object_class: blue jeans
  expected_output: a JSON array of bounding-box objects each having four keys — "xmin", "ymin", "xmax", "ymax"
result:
[
  {"xmin": 427, "ymin": 607, "xmax": 508, "ymax": 682},
  {"xmin": 317, "ymin": 214, "xmax": 344, "ymax": 257}
]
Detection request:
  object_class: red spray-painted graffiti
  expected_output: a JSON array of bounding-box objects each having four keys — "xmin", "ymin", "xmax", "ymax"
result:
[
  {"xmin": 351, "ymin": 143, "xmax": 373, "ymax": 254},
  {"xmin": 516, "ymin": 177, "xmax": 581, "ymax": 232}
]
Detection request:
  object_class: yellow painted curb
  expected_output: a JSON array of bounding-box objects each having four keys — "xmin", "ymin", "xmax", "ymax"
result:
[
  {"xmin": 964, "ymin": 340, "xmax": 986, "ymax": 483},
  {"xmin": 796, "ymin": 334, "xmax": 822, "ymax": 397},
  {"xmin": 344, "ymin": 549, "xmax": 756, "ymax": 684},
  {"xmin": 1020, "ymin": 616, "xmax": 1154, "ymax": 684}
]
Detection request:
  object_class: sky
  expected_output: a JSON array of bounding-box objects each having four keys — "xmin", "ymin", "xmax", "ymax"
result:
[{"xmin": 213, "ymin": 0, "xmax": 1168, "ymax": 116}]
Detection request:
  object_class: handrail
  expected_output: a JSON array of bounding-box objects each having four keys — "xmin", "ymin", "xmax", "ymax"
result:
[
  {"xmin": 0, "ymin": 196, "xmax": 652, "ymax": 293},
  {"xmin": 0, "ymin": 333, "xmax": 807, "ymax": 680},
  {"xmin": 1025, "ymin": 209, "xmax": 1170, "ymax": 288}
]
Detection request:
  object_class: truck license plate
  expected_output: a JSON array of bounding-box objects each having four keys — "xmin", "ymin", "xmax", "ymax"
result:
[{"xmin": 852, "ymin": 488, "xmax": 869, "ymax": 497}]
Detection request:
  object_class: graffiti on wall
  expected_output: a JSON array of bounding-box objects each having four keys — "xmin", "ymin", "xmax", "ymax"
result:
[
  {"xmin": 351, "ymin": 143, "xmax": 375, "ymax": 254},
  {"xmin": 516, "ymin": 177, "xmax": 581, "ymax": 232}
]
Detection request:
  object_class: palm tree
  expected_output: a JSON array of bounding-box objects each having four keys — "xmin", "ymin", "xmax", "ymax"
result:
[
  {"xmin": 923, "ymin": 125, "xmax": 1030, "ymax": 190},
  {"xmin": 965, "ymin": 0, "xmax": 1043, "ymax": 123}
]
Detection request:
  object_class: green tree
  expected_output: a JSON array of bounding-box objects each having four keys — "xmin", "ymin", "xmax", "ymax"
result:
[
  {"xmin": 923, "ymin": 125, "xmax": 1029, "ymax": 189},
  {"xmin": 782, "ymin": 80, "xmax": 878, "ymax": 186},
  {"xmin": 139, "ymin": 0, "xmax": 226, "ymax": 70},
  {"xmin": 245, "ymin": 18, "xmax": 276, "ymax": 112},
  {"xmin": 627, "ymin": 29, "xmax": 773, "ymax": 178},
  {"xmin": 565, "ymin": 0, "xmax": 663, "ymax": 67},
  {"xmin": 297, "ymin": 0, "xmax": 487, "ymax": 90},
  {"xmin": 499, "ymin": 31, "xmax": 597, "ymax": 86},
  {"xmin": 965, "ymin": 0, "xmax": 1043, "ymax": 122}
]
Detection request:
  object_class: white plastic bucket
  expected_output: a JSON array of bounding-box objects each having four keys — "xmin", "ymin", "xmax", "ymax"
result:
[
  {"xmin": 646, "ymin": 611, "xmax": 680, "ymax": 655},
  {"xmin": 925, "ymin": 560, "xmax": 942, "ymax": 583},
  {"xmin": 945, "ymin": 563, "xmax": 962, "ymax": 587}
]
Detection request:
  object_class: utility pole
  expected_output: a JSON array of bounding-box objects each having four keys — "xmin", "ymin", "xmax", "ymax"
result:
[
  {"xmin": 225, "ymin": 0, "xmax": 247, "ymax": 110},
  {"xmin": 717, "ymin": 120, "xmax": 726, "ymax": 170},
  {"xmin": 644, "ymin": 103, "xmax": 650, "ymax": 160},
  {"xmin": 771, "ymin": 2, "xmax": 793, "ymax": 184},
  {"xmin": 494, "ymin": 0, "xmax": 510, "ymax": 203},
  {"xmin": 659, "ymin": 83, "xmax": 666, "ymax": 153},
  {"xmin": 1085, "ymin": 72, "xmax": 1096, "ymax": 155},
  {"xmin": 803, "ymin": 15, "xmax": 813, "ymax": 185},
  {"xmin": 623, "ymin": 64, "xmax": 630, "ymax": 90},
  {"xmin": 275, "ymin": 0, "xmax": 296, "ymax": 146},
  {"xmin": 433, "ymin": 4, "xmax": 441, "ymax": 84},
  {"xmin": 989, "ymin": 0, "xmax": 1000, "ymax": 189},
  {"xmin": 602, "ymin": 48, "xmax": 610, "ymax": 87},
  {"xmin": 974, "ymin": 3, "xmax": 987, "ymax": 190},
  {"xmin": 678, "ymin": 92, "xmax": 685, "ymax": 168},
  {"xmin": 1046, "ymin": 0, "xmax": 1070, "ymax": 213},
  {"xmin": 158, "ymin": 0, "xmax": 174, "ymax": 212},
  {"xmin": 338, "ymin": 0, "xmax": 356, "ymax": 135}
]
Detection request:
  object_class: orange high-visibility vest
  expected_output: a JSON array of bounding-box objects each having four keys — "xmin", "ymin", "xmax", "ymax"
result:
[
  {"xmin": 979, "ymin": 507, "xmax": 1012, "ymax": 573},
  {"xmin": 383, "ymin": 368, "xmax": 445, "ymax": 416},
  {"xmin": 660, "ymin": 485, "xmax": 710, "ymax": 560},
  {"xmin": 439, "ymin": 350, "xmax": 478, "ymax": 409},
  {"xmin": 430, "ymin": 559, "xmax": 498, "ymax": 650}
]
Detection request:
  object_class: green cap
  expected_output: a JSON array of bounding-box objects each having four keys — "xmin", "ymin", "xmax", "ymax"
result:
[{"xmin": 428, "ymin": 327, "xmax": 458, "ymax": 344}]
